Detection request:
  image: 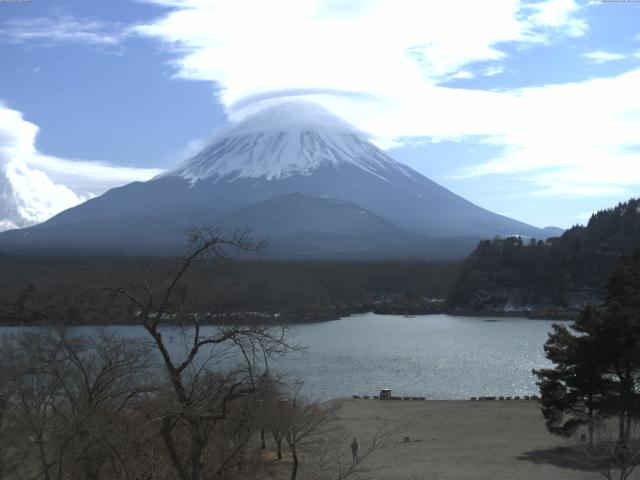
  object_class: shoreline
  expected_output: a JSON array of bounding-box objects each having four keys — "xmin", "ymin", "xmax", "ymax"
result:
[
  {"xmin": 348, "ymin": 394, "xmax": 540, "ymax": 401},
  {"xmin": 0, "ymin": 308, "xmax": 571, "ymax": 328}
]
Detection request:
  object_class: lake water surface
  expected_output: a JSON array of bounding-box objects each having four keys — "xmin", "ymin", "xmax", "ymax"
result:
[
  {"xmin": 1, "ymin": 313, "xmax": 564, "ymax": 401},
  {"xmin": 278, "ymin": 313, "xmax": 563, "ymax": 400}
]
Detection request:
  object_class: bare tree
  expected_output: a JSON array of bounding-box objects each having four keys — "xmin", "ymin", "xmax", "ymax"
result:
[
  {"xmin": 44, "ymin": 330, "xmax": 155, "ymax": 480},
  {"xmin": 269, "ymin": 403, "xmax": 289, "ymax": 461},
  {"xmin": 106, "ymin": 227, "xmax": 292, "ymax": 480},
  {"xmin": 253, "ymin": 374, "xmax": 289, "ymax": 459},
  {"xmin": 284, "ymin": 399, "xmax": 335, "ymax": 480},
  {"xmin": 0, "ymin": 389, "xmax": 14, "ymax": 479},
  {"xmin": 312, "ymin": 424, "xmax": 400, "ymax": 480},
  {"xmin": 0, "ymin": 332, "xmax": 62, "ymax": 480},
  {"xmin": 0, "ymin": 328, "xmax": 156, "ymax": 480},
  {"xmin": 273, "ymin": 387, "xmax": 402, "ymax": 480},
  {"xmin": 576, "ymin": 421, "xmax": 640, "ymax": 480},
  {"xmin": 257, "ymin": 382, "xmax": 339, "ymax": 480},
  {"xmin": 0, "ymin": 227, "xmax": 404, "ymax": 480}
]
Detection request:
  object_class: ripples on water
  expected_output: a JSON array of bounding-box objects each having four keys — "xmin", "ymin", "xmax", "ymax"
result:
[
  {"xmin": 1, "ymin": 313, "xmax": 565, "ymax": 401},
  {"xmin": 276, "ymin": 313, "xmax": 564, "ymax": 400}
]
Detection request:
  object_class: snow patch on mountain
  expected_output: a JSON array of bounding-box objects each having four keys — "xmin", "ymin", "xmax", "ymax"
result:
[{"xmin": 162, "ymin": 101, "xmax": 416, "ymax": 183}]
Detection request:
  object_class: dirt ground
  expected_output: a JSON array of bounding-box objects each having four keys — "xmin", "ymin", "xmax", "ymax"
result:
[{"xmin": 318, "ymin": 398, "xmax": 602, "ymax": 480}]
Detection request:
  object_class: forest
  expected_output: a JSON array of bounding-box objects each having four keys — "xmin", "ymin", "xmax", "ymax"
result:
[
  {"xmin": 448, "ymin": 198, "xmax": 640, "ymax": 314},
  {"xmin": 0, "ymin": 245, "xmax": 458, "ymax": 325},
  {"xmin": 3, "ymin": 198, "xmax": 639, "ymax": 325}
]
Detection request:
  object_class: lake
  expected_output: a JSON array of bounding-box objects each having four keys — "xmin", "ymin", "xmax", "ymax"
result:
[
  {"xmin": 278, "ymin": 313, "xmax": 563, "ymax": 400},
  {"xmin": 0, "ymin": 313, "xmax": 564, "ymax": 401}
]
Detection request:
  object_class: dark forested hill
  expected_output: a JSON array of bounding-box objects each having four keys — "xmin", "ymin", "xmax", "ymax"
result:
[{"xmin": 448, "ymin": 198, "xmax": 640, "ymax": 315}]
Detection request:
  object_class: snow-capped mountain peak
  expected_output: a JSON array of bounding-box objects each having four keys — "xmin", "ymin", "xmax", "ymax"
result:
[
  {"xmin": 162, "ymin": 102, "xmax": 413, "ymax": 183},
  {"xmin": 0, "ymin": 101, "xmax": 550, "ymax": 254}
]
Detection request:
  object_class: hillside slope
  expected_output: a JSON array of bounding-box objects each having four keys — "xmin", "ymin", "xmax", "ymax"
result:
[{"xmin": 448, "ymin": 198, "xmax": 640, "ymax": 315}]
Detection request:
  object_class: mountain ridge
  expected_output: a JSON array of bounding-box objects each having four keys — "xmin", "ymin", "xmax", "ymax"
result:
[
  {"xmin": 216, "ymin": 192, "xmax": 408, "ymax": 236},
  {"xmin": 0, "ymin": 101, "xmax": 557, "ymax": 257}
]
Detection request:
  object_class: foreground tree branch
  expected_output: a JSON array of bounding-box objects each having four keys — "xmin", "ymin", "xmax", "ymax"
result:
[{"xmin": 106, "ymin": 227, "xmax": 292, "ymax": 480}]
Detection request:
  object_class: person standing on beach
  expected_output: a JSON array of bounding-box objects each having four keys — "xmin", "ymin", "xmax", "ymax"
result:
[{"xmin": 351, "ymin": 437, "xmax": 359, "ymax": 463}]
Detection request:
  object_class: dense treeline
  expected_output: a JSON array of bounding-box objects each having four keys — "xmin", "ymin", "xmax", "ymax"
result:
[
  {"xmin": 0, "ymin": 252, "xmax": 459, "ymax": 325},
  {"xmin": 448, "ymin": 198, "xmax": 640, "ymax": 313}
]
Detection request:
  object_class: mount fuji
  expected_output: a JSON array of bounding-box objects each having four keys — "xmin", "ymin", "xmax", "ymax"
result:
[{"xmin": 0, "ymin": 102, "xmax": 559, "ymax": 258}]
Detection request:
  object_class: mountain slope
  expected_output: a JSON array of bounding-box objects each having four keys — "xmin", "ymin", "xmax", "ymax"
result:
[
  {"xmin": 0, "ymin": 102, "xmax": 551, "ymax": 256},
  {"xmin": 211, "ymin": 193, "xmax": 478, "ymax": 259},
  {"xmin": 216, "ymin": 193, "xmax": 406, "ymax": 236}
]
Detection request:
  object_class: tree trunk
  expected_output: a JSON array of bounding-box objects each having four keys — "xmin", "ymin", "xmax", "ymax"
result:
[
  {"xmin": 625, "ymin": 412, "xmax": 632, "ymax": 444},
  {"xmin": 588, "ymin": 399, "xmax": 594, "ymax": 448},
  {"xmin": 36, "ymin": 434, "xmax": 51, "ymax": 480},
  {"xmin": 160, "ymin": 418, "xmax": 190, "ymax": 480},
  {"xmin": 189, "ymin": 422, "xmax": 205, "ymax": 480},
  {"xmin": 619, "ymin": 368, "xmax": 634, "ymax": 447},
  {"xmin": 273, "ymin": 433, "xmax": 282, "ymax": 460},
  {"xmin": 290, "ymin": 446, "xmax": 298, "ymax": 480},
  {"xmin": 260, "ymin": 427, "xmax": 266, "ymax": 450}
]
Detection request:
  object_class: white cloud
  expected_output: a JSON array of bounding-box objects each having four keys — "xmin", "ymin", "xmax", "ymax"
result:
[
  {"xmin": 457, "ymin": 68, "xmax": 640, "ymax": 197},
  {"xmin": 134, "ymin": 0, "xmax": 588, "ymax": 104},
  {"xmin": 0, "ymin": 104, "xmax": 162, "ymax": 231},
  {"xmin": 0, "ymin": 15, "xmax": 124, "ymax": 45},
  {"xmin": 24, "ymin": 155, "xmax": 163, "ymax": 198},
  {"xmin": 450, "ymin": 71, "xmax": 475, "ymax": 80},
  {"xmin": 524, "ymin": 0, "xmax": 588, "ymax": 38},
  {"xmin": 0, "ymin": 107, "xmax": 83, "ymax": 230},
  {"xmin": 449, "ymin": 65, "xmax": 504, "ymax": 81},
  {"xmin": 583, "ymin": 50, "xmax": 626, "ymax": 63},
  {"xmin": 483, "ymin": 65, "xmax": 505, "ymax": 76},
  {"xmin": 2, "ymin": 158, "xmax": 83, "ymax": 230},
  {"xmin": 132, "ymin": 0, "xmax": 622, "ymax": 198}
]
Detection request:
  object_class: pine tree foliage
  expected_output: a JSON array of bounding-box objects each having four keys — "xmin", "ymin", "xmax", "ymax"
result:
[{"xmin": 535, "ymin": 250, "xmax": 640, "ymax": 445}]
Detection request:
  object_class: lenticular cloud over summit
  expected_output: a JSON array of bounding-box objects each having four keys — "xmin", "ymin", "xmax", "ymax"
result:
[
  {"xmin": 161, "ymin": 100, "xmax": 404, "ymax": 183},
  {"xmin": 217, "ymin": 101, "xmax": 367, "ymax": 139}
]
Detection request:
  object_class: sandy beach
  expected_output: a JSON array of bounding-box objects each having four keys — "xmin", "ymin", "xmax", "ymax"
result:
[{"xmin": 320, "ymin": 398, "xmax": 600, "ymax": 480}]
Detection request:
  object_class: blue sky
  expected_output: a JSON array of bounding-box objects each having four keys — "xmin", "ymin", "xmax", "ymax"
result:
[{"xmin": 1, "ymin": 0, "xmax": 639, "ymax": 230}]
